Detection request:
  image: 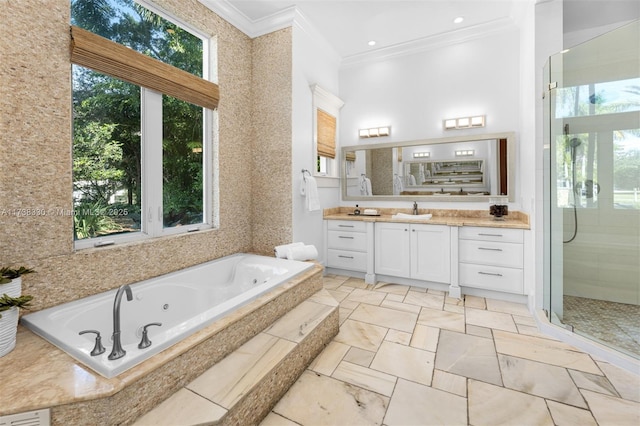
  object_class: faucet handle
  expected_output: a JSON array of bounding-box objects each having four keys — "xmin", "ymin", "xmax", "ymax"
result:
[
  {"xmin": 138, "ymin": 322, "xmax": 162, "ymax": 349},
  {"xmin": 79, "ymin": 329, "xmax": 106, "ymax": 356}
]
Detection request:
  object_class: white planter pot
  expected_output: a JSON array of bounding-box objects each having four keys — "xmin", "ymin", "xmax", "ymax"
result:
[
  {"xmin": 0, "ymin": 307, "xmax": 19, "ymax": 357},
  {"xmin": 0, "ymin": 277, "xmax": 21, "ymax": 298}
]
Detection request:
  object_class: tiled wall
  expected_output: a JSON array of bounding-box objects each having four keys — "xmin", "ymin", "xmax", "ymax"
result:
[{"xmin": 0, "ymin": 0, "xmax": 292, "ymax": 311}]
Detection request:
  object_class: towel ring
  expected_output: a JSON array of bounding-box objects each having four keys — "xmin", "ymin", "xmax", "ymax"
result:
[{"xmin": 301, "ymin": 169, "xmax": 312, "ymax": 181}]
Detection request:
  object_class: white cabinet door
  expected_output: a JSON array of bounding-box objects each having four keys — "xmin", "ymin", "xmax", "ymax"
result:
[
  {"xmin": 411, "ymin": 224, "xmax": 451, "ymax": 283},
  {"xmin": 375, "ymin": 222, "xmax": 411, "ymax": 278}
]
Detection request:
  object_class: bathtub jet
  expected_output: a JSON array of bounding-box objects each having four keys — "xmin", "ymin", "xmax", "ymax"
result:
[{"xmin": 21, "ymin": 254, "xmax": 314, "ymax": 378}]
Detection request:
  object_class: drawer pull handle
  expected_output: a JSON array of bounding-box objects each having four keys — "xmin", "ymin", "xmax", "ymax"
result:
[
  {"xmin": 478, "ymin": 247, "xmax": 503, "ymax": 251},
  {"xmin": 338, "ymin": 255, "xmax": 354, "ymax": 259},
  {"xmin": 478, "ymin": 271, "xmax": 503, "ymax": 277},
  {"xmin": 338, "ymin": 236, "xmax": 355, "ymax": 239},
  {"xmin": 478, "ymin": 233, "xmax": 503, "ymax": 237},
  {"xmin": 338, "ymin": 225, "xmax": 355, "ymax": 228}
]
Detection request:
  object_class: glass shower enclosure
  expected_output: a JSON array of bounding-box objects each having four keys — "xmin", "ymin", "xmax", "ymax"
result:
[{"xmin": 544, "ymin": 20, "xmax": 640, "ymax": 359}]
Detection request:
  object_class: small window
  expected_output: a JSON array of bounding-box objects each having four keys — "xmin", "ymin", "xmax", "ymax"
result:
[{"xmin": 312, "ymin": 85, "xmax": 343, "ymax": 177}]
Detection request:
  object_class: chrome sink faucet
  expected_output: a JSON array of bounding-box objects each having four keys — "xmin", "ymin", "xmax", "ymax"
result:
[
  {"xmin": 413, "ymin": 201, "xmax": 418, "ymax": 215},
  {"xmin": 108, "ymin": 284, "xmax": 133, "ymax": 360}
]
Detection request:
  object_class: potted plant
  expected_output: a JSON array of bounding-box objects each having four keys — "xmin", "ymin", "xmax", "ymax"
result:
[{"xmin": 0, "ymin": 267, "xmax": 35, "ymax": 357}]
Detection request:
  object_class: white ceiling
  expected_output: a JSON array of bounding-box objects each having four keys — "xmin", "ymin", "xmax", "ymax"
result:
[
  {"xmin": 221, "ymin": 0, "xmax": 518, "ymax": 58},
  {"xmin": 207, "ymin": 0, "xmax": 640, "ymax": 60}
]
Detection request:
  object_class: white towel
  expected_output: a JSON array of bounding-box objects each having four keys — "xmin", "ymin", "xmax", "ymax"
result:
[
  {"xmin": 359, "ymin": 177, "xmax": 372, "ymax": 196},
  {"xmin": 286, "ymin": 245, "xmax": 318, "ymax": 261},
  {"xmin": 393, "ymin": 175, "xmax": 404, "ymax": 195},
  {"xmin": 409, "ymin": 175, "xmax": 417, "ymax": 186},
  {"xmin": 301, "ymin": 175, "xmax": 321, "ymax": 212},
  {"xmin": 418, "ymin": 164, "xmax": 425, "ymax": 185},
  {"xmin": 275, "ymin": 242, "xmax": 304, "ymax": 259}
]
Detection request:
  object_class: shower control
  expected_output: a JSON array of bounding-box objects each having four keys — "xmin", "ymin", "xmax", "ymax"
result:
[
  {"xmin": 138, "ymin": 322, "xmax": 162, "ymax": 349},
  {"xmin": 79, "ymin": 329, "xmax": 106, "ymax": 356}
]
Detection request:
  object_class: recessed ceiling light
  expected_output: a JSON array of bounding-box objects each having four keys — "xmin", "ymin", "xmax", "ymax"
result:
[
  {"xmin": 454, "ymin": 16, "xmax": 464, "ymax": 24},
  {"xmin": 368, "ymin": 40, "xmax": 376, "ymax": 46}
]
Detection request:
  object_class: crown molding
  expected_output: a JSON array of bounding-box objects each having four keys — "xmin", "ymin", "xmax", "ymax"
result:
[
  {"xmin": 341, "ymin": 17, "xmax": 518, "ymax": 68},
  {"xmin": 198, "ymin": 0, "xmax": 296, "ymax": 38}
]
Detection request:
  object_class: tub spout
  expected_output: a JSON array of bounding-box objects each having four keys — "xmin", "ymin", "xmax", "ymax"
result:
[{"xmin": 108, "ymin": 284, "xmax": 133, "ymax": 360}]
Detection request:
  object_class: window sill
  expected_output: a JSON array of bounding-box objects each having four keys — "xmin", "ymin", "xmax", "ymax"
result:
[{"xmin": 313, "ymin": 175, "xmax": 340, "ymax": 188}]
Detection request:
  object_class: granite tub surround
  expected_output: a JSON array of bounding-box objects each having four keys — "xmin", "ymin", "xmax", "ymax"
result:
[
  {"xmin": 134, "ymin": 290, "xmax": 339, "ymax": 425},
  {"xmin": 323, "ymin": 206, "xmax": 529, "ymax": 229},
  {"xmin": 263, "ymin": 275, "xmax": 640, "ymax": 426},
  {"xmin": 0, "ymin": 265, "xmax": 322, "ymax": 424}
]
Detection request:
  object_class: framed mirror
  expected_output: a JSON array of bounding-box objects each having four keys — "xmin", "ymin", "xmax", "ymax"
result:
[{"xmin": 342, "ymin": 132, "xmax": 515, "ymax": 202}]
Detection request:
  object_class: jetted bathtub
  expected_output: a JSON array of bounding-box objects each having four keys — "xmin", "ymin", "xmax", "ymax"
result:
[{"xmin": 21, "ymin": 253, "xmax": 314, "ymax": 378}]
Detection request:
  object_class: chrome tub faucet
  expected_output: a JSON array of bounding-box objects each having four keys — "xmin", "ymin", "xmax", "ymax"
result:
[{"xmin": 108, "ymin": 284, "xmax": 133, "ymax": 360}]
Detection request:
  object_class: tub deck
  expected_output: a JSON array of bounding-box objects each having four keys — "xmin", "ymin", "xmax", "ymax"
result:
[{"xmin": 0, "ymin": 263, "xmax": 328, "ymax": 424}]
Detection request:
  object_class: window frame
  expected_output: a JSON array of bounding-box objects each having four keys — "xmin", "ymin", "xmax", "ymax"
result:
[
  {"xmin": 311, "ymin": 84, "xmax": 344, "ymax": 178},
  {"xmin": 72, "ymin": 0, "xmax": 217, "ymax": 250}
]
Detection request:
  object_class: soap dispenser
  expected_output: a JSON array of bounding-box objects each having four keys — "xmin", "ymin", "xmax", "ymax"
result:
[{"xmin": 354, "ymin": 204, "xmax": 361, "ymax": 215}]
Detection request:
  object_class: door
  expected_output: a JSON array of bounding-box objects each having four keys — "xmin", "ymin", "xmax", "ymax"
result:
[
  {"xmin": 375, "ymin": 222, "xmax": 411, "ymax": 278},
  {"xmin": 411, "ymin": 224, "xmax": 451, "ymax": 283}
]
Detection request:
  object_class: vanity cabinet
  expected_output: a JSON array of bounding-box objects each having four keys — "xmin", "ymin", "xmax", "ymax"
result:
[
  {"xmin": 326, "ymin": 220, "xmax": 369, "ymax": 273},
  {"xmin": 458, "ymin": 227, "xmax": 524, "ymax": 294},
  {"xmin": 375, "ymin": 222, "xmax": 451, "ymax": 284}
]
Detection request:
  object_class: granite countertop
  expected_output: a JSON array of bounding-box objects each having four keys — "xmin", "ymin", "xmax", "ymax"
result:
[{"xmin": 323, "ymin": 207, "xmax": 529, "ymax": 229}]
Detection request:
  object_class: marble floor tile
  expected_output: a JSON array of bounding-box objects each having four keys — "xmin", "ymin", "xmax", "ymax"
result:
[
  {"xmin": 339, "ymin": 299, "xmax": 360, "ymax": 310},
  {"xmin": 264, "ymin": 301, "xmax": 334, "ymax": 343},
  {"xmin": 326, "ymin": 288, "xmax": 350, "ymax": 302},
  {"xmin": 259, "ymin": 412, "xmax": 299, "ymax": 426},
  {"xmin": 343, "ymin": 347, "xmax": 375, "ymax": 367},
  {"xmin": 435, "ymin": 330, "xmax": 503, "ymax": 386},
  {"xmin": 341, "ymin": 277, "xmax": 368, "ymax": 289},
  {"xmin": 464, "ymin": 295, "xmax": 486, "ymax": 309},
  {"xmin": 133, "ymin": 388, "xmax": 226, "ymax": 426},
  {"xmin": 385, "ymin": 329, "xmax": 412, "ymax": 345},
  {"xmin": 322, "ymin": 275, "xmax": 349, "ymax": 290},
  {"xmin": 445, "ymin": 295, "xmax": 464, "ymax": 306},
  {"xmin": 384, "ymin": 293, "xmax": 405, "ymax": 303},
  {"xmin": 308, "ymin": 341, "xmax": 350, "ymax": 376},
  {"xmin": 187, "ymin": 333, "xmax": 295, "ymax": 409},
  {"xmin": 465, "ymin": 307, "xmax": 518, "ymax": 332},
  {"xmin": 498, "ymin": 354, "xmax": 587, "ymax": 408},
  {"xmin": 384, "ymin": 378, "xmax": 467, "ymax": 426},
  {"xmin": 338, "ymin": 307, "xmax": 353, "ymax": 325},
  {"xmin": 432, "ymin": 369, "xmax": 467, "ymax": 397},
  {"xmin": 370, "ymin": 340, "xmax": 435, "ymax": 385},
  {"xmin": 486, "ymin": 298, "xmax": 531, "ymax": 316},
  {"xmin": 468, "ymin": 380, "xmax": 554, "ymax": 426},
  {"xmin": 516, "ymin": 324, "xmax": 551, "ymax": 339},
  {"xmin": 271, "ymin": 370, "xmax": 389, "ymax": 426},
  {"xmin": 334, "ymin": 319, "xmax": 387, "ymax": 352},
  {"xmin": 546, "ymin": 400, "xmax": 597, "ymax": 426},
  {"xmin": 581, "ymin": 389, "xmax": 640, "ymax": 426},
  {"xmin": 404, "ymin": 290, "xmax": 445, "ymax": 310},
  {"xmin": 493, "ymin": 330, "xmax": 602, "ymax": 374},
  {"xmin": 332, "ymin": 360, "xmax": 397, "ymax": 396},
  {"xmin": 512, "ymin": 314, "xmax": 538, "ymax": 327},
  {"xmin": 569, "ymin": 369, "xmax": 619, "ymax": 397},
  {"xmin": 349, "ymin": 303, "xmax": 418, "ymax": 333},
  {"xmin": 373, "ymin": 283, "xmax": 410, "ymax": 296},
  {"xmin": 380, "ymin": 298, "xmax": 422, "ymax": 314},
  {"xmin": 444, "ymin": 303, "xmax": 465, "ymax": 314},
  {"xmin": 596, "ymin": 361, "xmax": 640, "ymax": 402},
  {"xmin": 418, "ymin": 307, "xmax": 466, "ymax": 332},
  {"xmin": 307, "ymin": 289, "xmax": 340, "ymax": 307},
  {"xmin": 410, "ymin": 286, "xmax": 427, "ymax": 293},
  {"xmin": 428, "ymin": 288, "xmax": 446, "ymax": 296},
  {"xmin": 466, "ymin": 324, "xmax": 493, "ymax": 339},
  {"xmin": 410, "ymin": 324, "xmax": 439, "ymax": 352},
  {"xmin": 344, "ymin": 288, "xmax": 386, "ymax": 305}
]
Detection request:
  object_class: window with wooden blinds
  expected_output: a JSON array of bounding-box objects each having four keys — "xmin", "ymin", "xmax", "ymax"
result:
[
  {"xmin": 317, "ymin": 109, "xmax": 337, "ymax": 159},
  {"xmin": 70, "ymin": 26, "xmax": 219, "ymax": 110}
]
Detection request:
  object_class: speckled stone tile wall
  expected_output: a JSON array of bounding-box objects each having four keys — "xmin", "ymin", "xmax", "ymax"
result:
[
  {"xmin": 251, "ymin": 28, "xmax": 293, "ymax": 255},
  {"xmin": 0, "ymin": 0, "xmax": 293, "ymax": 311}
]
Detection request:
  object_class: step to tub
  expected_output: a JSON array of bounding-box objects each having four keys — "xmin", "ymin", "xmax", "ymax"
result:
[{"xmin": 133, "ymin": 289, "xmax": 339, "ymax": 425}]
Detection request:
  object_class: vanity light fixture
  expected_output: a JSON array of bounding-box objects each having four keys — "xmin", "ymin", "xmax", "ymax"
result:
[
  {"xmin": 443, "ymin": 115, "xmax": 485, "ymax": 130},
  {"xmin": 413, "ymin": 151, "xmax": 430, "ymax": 158},
  {"xmin": 359, "ymin": 126, "xmax": 391, "ymax": 138},
  {"xmin": 455, "ymin": 149, "xmax": 475, "ymax": 157}
]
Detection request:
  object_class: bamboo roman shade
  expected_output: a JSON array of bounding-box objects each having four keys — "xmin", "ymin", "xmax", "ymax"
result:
[
  {"xmin": 70, "ymin": 26, "xmax": 219, "ymax": 110},
  {"xmin": 317, "ymin": 108, "xmax": 336, "ymax": 159}
]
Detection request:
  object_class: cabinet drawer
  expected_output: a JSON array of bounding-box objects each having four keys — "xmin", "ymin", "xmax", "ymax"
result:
[
  {"xmin": 327, "ymin": 220, "xmax": 367, "ymax": 233},
  {"xmin": 459, "ymin": 226, "xmax": 523, "ymax": 243},
  {"xmin": 327, "ymin": 230, "xmax": 367, "ymax": 252},
  {"xmin": 459, "ymin": 263, "xmax": 524, "ymax": 294},
  {"xmin": 459, "ymin": 240, "xmax": 523, "ymax": 268},
  {"xmin": 327, "ymin": 249, "xmax": 367, "ymax": 272}
]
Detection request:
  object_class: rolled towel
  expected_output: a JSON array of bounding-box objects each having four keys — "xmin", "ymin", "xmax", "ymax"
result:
[
  {"xmin": 275, "ymin": 242, "xmax": 304, "ymax": 259},
  {"xmin": 286, "ymin": 245, "xmax": 318, "ymax": 261}
]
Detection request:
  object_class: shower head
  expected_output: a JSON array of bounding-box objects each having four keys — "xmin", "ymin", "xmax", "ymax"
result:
[{"xmin": 569, "ymin": 138, "xmax": 582, "ymax": 148}]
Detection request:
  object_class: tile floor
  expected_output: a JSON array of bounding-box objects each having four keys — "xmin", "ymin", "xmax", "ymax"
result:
[
  {"xmin": 261, "ymin": 275, "xmax": 640, "ymax": 426},
  {"xmin": 564, "ymin": 295, "xmax": 640, "ymax": 358}
]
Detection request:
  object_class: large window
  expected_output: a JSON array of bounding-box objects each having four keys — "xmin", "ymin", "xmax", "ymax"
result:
[{"xmin": 71, "ymin": 0, "xmax": 216, "ymax": 248}]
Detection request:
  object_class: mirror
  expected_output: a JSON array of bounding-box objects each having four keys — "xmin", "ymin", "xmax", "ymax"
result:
[{"xmin": 342, "ymin": 132, "xmax": 515, "ymax": 202}]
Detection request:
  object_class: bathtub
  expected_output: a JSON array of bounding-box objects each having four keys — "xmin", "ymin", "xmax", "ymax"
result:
[{"xmin": 21, "ymin": 253, "xmax": 314, "ymax": 378}]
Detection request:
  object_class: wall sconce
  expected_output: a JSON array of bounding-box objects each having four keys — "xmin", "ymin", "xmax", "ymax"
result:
[
  {"xmin": 455, "ymin": 149, "xmax": 475, "ymax": 157},
  {"xmin": 443, "ymin": 115, "xmax": 485, "ymax": 130},
  {"xmin": 413, "ymin": 152, "xmax": 430, "ymax": 158},
  {"xmin": 359, "ymin": 126, "xmax": 391, "ymax": 138}
]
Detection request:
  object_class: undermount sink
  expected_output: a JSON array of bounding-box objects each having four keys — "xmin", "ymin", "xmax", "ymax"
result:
[{"xmin": 391, "ymin": 213, "xmax": 433, "ymax": 220}]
